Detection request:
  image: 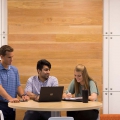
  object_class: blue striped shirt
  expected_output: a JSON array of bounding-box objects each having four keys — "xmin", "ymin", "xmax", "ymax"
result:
[
  {"xmin": 0, "ymin": 63, "xmax": 20, "ymax": 102},
  {"xmin": 25, "ymin": 76, "xmax": 58, "ymax": 94}
]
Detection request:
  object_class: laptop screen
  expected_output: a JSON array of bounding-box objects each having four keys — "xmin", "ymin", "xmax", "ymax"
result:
[{"xmin": 39, "ymin": 86, "xmax": 64, "ymax": 102}]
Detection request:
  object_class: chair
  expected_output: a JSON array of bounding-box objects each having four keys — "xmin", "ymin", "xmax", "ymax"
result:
[
  {"xmin": 0, "ymin": 110, "xmax": 4, "ymax": 120},
  {"xmin": 48, "ymin": 117, "xmax": 74, "ymax": 120},
  {"xmin": 100, "ymin": 114, "xmax": 120, "ymax": 120}
]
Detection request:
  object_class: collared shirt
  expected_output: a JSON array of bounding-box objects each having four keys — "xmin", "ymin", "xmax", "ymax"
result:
[
  {"xmin": 0, "ymin": 63, "xmax": 20, "ymax": 102},
  {"xmin": 25, "ymin": 76, "xmax": 58, "ymax": 94}
]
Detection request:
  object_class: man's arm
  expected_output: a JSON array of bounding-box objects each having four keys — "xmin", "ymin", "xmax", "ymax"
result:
[
  {"xmin": 0, "ymin": 85, "xmax": 19, "ymax": 102},
  {"xmin": 17, "ymin": 86, "xmax": 30, "ymax": 101},
  {"xmin": 52, "ymin": 77, "xmax": 58, "ymax": 86},
  {"xmin": 26, "ymin": 91, "xmax": 39, "ymax": 101},
  {"xmin": 17, "ymin": 85, "xmax": 25, "ymax": 97},
  {"xmin": 24, "ymin": 77, "xmax": 39, "ymax": 101}
]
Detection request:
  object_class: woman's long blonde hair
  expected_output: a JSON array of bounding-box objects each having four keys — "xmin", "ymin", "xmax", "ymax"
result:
[{"xmin": 74, "ymin": 64, "xmax": 95, "ymax": 95}]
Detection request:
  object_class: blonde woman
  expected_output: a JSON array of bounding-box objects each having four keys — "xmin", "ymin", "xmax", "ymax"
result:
[{"xmin": 63, "ymin": 64, "xmax": 99, "ymax": 120}]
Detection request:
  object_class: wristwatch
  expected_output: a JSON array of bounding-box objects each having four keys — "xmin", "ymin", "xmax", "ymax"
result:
[{"xmin": 21, "ymin": 93, "xmax": 27, "ymax": 97}]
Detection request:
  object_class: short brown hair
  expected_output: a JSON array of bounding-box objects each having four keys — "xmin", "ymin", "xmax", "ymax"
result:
[{"xmin": 0, "ymin": 45, "xmax": 14, "ymax": 56}]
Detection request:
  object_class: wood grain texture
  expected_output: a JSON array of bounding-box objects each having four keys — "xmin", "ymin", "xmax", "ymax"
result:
[{"xmin": 8, "ymin": 0, "xmax": 103, "ymax": 119}]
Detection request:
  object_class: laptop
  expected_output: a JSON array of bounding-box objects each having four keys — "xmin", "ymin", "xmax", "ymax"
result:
[{"xmin": 38, "ymin": 86, "xmax": 64, "ymax": 102}]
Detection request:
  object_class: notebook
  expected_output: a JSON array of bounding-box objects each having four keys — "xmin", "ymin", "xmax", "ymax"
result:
[
  {"xmin": 62, "ymin": 97, "xmax": 83, "ymax": 102},
  {"xmin": 38, "ymin": 86, "xmax": 64, "ymax": 102}
]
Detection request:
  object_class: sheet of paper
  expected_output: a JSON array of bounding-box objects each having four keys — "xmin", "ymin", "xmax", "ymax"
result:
[{"xmin": 64, "ymin": 97, "xmax": 82, "ymax": 100}]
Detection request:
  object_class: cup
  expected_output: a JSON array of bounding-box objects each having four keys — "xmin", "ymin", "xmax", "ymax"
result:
[{"xmin": 82, "ymin": 90, "xmax": 88, "ymax": 103}]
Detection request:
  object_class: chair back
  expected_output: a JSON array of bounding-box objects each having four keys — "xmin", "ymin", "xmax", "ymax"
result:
[{"xmin": 0, "ymin": 110, "xmax": 4, "ymax": 120}]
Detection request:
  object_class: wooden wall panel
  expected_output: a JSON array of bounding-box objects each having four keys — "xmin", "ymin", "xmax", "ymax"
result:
[{"xmin": 8, "ymin": 0, "xmax": 103, "ymax": 119}]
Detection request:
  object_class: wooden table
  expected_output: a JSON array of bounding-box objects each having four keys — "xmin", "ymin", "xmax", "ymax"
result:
[
  {"xmin": 8, "ymin": 100, "xmax": 102, "ymax": 111},
  {"xmin": 9, "ymin": 100, "xmax": 102, "ymax": 118}
]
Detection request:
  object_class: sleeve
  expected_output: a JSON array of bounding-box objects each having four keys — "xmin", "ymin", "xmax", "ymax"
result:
[
  {"xmin": 67, "ymin": 79, "xmax": 75, "ymax": 94},
  {"xmin": 16, "ymin": 69, "xmax": 21, "ymax": 87},
  {"xmin": 52, "ymin": 77, "xmax": 58, "ymax": 86},
  {"xmin": 24, "ymin": 77, "xmax": 33, "ymax": 93},
  {"xmin": 89, "ymin": 81, "xmax": 99, "ymax": 95}
]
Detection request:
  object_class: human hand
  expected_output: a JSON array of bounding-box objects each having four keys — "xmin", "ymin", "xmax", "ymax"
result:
[
  {"xmin": 34, "ymin": 95, "xmax": 39, "ymax": 101},
  {"xmin": 9, "ymin": 98, "xmax": 20, "ymax": 103},
  {"xmin": 65, "ymin": 90, "xmax": 72, "ymax": 98},
  {"xmin": 21, "ymin": 94, "xmax": 30, "ymax": 101},
  {"xmin": 66, "ymin": 93, "xmax": 72, "ymax": 98}
]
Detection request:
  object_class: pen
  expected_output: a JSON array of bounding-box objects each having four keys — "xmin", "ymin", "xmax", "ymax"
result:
[
  {"xmin": 66, "ymin": 90, "xmax": 70, "ymax": 94},
  {"xmin": 66, "ymin": 90, "xmax": 72, "ymax": 98}
]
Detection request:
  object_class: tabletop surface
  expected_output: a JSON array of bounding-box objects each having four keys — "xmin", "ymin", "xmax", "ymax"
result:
[{"xmin": 8, "ymin": 100, "xmax": 102, "ymax": 111}]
